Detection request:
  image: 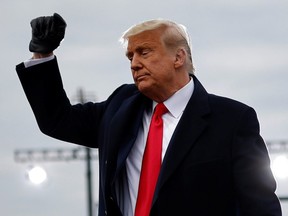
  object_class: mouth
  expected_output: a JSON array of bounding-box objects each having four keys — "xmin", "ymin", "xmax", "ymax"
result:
[{"xmin": 135, "ymin": 73, "xmax": 149, "ymax": 82}]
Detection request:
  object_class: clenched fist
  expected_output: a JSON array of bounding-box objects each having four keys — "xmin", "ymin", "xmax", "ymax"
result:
[{"xmin": 29, "ymin": 13, "xmax": 67, "ymax": 53}]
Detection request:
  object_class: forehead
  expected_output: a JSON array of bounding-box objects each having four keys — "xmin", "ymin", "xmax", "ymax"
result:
[{"xmin": 126, "ymin": 29, "xmax": 164, "ymax": 51}]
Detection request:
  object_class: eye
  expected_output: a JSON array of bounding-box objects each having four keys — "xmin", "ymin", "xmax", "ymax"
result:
[
  {"xmin": 141, "ymin": 49, "xmax": 150, "ymax": 56},
  {"xmin": 126, "ymin": 54, "xmax": 133, "ymax": 62},
  {"xmin": 140, "ymin": 49, "xmax": 152, "ymax": 58}
]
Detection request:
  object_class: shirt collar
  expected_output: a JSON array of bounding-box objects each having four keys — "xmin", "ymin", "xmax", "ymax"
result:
[{"xmin": 152, "ymin": 77, "xmax": 194, "ymax": 118}]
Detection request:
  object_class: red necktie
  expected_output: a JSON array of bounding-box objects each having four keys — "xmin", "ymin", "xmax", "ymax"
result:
[{"xmin": 135, "ymin": 103, "xmax": 168, "ymax": 216}]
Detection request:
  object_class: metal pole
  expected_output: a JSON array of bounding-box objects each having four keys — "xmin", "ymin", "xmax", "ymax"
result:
[
  {"xmin": 78, "ymin": 88, "xmax": 94, "ymax": 216},
  {"xmin": 86, "ymin": 147, "xmax": 93, "ymax": 216}
]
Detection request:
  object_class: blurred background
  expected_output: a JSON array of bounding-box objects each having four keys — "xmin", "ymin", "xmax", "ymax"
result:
[{"xmin": 1, "ymin": 0, "xmax": 287, "ymax": 215}]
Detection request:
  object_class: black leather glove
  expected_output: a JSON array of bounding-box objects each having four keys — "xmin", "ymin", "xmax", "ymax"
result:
[{"xmin": 29, "ymin": 13, "xmax": 67, "ymax": 53}]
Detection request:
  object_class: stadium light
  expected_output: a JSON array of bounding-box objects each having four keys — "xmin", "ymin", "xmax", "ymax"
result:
[
  {"xmin": 26, "ymin": 166, "xmax": 47, "ymax": 185},
  {"xmin": 271, "ymin": 155, "xmax": 288, "ymax": 179}
]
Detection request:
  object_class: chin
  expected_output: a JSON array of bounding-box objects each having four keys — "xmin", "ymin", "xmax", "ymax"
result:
[{"xmin": 137, "ymin": 84, "xmax": 149, "ymax": 94}]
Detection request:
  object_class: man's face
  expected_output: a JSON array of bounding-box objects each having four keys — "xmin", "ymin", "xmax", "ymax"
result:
[{"xmin": 126, "ymin": 29, "xmax": 179, "ymax": 102}]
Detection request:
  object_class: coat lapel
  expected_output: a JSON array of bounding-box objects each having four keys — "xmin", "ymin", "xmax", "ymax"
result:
[
  {"xmin": 154, "ymin": 76, "xmax": 211, "ymax": 201},
  {"xmin": 109, "ymin": 91, "xmax": 150, "ymax": 184}
]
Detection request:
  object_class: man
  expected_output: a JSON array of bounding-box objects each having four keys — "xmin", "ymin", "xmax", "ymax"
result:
[{"xmin": 16, "ymin": 13, "xmax": 281, "ymax": 216}]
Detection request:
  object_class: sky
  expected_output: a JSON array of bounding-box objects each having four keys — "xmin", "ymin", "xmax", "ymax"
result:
[{"xmin": 1, "ymin": 0, "xmax": 287, "ymax": 215}]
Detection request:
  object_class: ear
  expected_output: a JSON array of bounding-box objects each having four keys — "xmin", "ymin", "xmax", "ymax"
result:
[{"xmin": 174, "ymin": 48, "xmax": 186, "ymax": 69}]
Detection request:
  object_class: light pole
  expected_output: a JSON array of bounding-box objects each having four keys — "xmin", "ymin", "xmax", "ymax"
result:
[
  {"xmin": 15, "ymin": 88, "xmax": 98, "ymax": 216},
  {"xmin": 77, "ymin": 88, "xmax": 94, "ymax": 216},
  {"xmin": 14, "ymin": 146, "xmax": 98, "ymax": 215}
]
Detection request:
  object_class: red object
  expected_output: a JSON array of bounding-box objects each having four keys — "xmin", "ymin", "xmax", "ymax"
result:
[{"xmin": 135, "ymin": 103, "xmax": 168, "ymax": 216}]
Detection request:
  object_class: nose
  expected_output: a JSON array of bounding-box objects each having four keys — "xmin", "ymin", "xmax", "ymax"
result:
[{"xmin": 130, "ymin": 55, "xmax": 142, "ymax": 72}]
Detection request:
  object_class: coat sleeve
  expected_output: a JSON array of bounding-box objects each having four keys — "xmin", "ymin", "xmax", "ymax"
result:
[
  {"xmin": 16, "ymin": 57, "xmax": 105, "ymax": 147},
  {"xmin": 232, "ymin": 107, "xmax": 282, "ymax": 215}
]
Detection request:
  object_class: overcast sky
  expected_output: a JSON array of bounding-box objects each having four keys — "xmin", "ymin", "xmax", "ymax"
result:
[{"xmin": 1, "ymin": 0, "xmax": 288, "ymax": 215}]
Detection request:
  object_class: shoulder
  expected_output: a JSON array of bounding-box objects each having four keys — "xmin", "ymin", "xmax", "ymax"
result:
[
  {"xmin": 206, "ymin": 93, "xmax": 260, "ymax": 130},
  {"xmin": 208, "ymin": 93, "xmax": 250, "ymax": 110},
  {"xmin": 192, "ymin": 75, "xmax": 253, "ymax": 114},
  {"xmin": 108, "ymin": 83, "xmax": 139, "ymax": 100},
  {"xmin": 194, "ymin": 76, "xmax": 251, "ymax": 109}
]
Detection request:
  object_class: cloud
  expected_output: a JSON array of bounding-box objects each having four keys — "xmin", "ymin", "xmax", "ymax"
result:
[{"xmin": 197, "ymin": 44, "xmax": 288, "ymax": 73}]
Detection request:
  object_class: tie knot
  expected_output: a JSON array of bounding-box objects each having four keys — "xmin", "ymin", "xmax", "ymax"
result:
[{"xmin": 154, "ymin": 103, "xmax": 168, "ymax": 117}]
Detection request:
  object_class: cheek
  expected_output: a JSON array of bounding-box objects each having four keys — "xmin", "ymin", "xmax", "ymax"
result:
[
  {"xmin": 151, "ymin": 56, "xmax": 174, "ymax": 71},
  {"xmin": 146, "ymin": 61, "xmax": 165, "ymax": 77}
]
